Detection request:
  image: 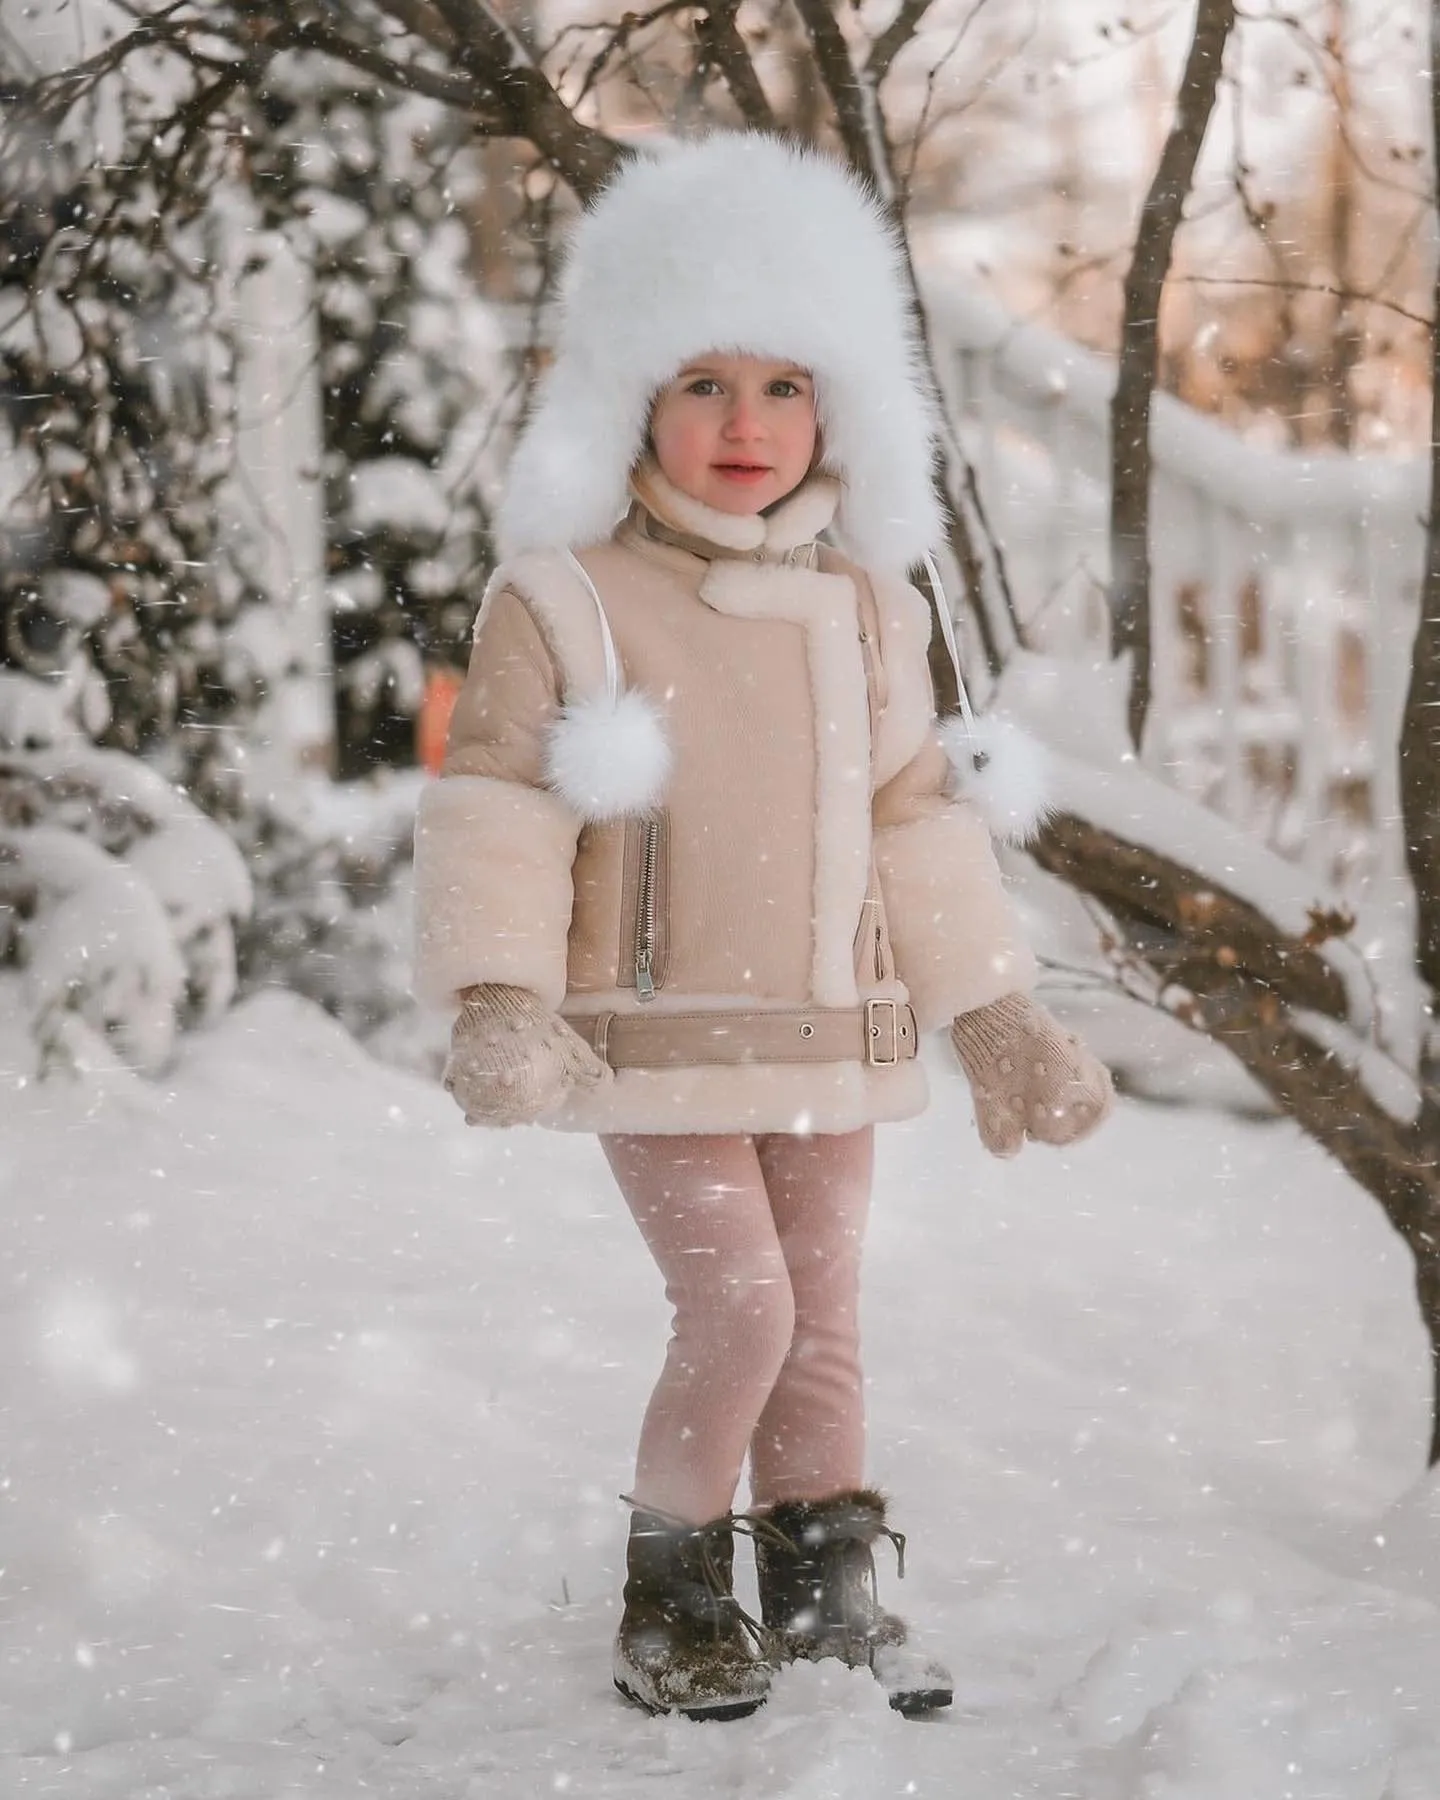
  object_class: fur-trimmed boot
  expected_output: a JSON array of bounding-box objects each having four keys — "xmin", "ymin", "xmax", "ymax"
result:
[
  {"xmin": 612, "ymin": 1508, "xmax": 773, "ymax": 1721},
  {"xmin": 754, "ymin": 1489, "xmax": 953, "ymax": 1716}
]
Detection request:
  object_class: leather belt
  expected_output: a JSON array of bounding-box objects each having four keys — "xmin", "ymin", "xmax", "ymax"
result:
[{"xmin": 566, "ymin": 1000, "xmax": 918, "ymax": 1071}]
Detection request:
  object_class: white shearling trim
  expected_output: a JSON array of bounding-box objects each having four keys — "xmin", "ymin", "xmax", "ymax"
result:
[
  {"xmin": 633, "ymin": 462, "xmax": 843, "ymax": 556},
  {"xmin": 764, "ymin": 475, "xmax": 843, "ymax": 552},
  {"xmin": 498, "ymin": 134, "xmax": 942, "ymax": 573},
  {"xmin": 700, "ymin": 560, "xmax": 870, "ymax": 1006},
  {"xmin": 938, "ymin": 712, "xmax": 1053, "ymax": 845},
  {"xmin": 632, "ymin": 462, "xmax": 765, "ymax": 550},
  {"xmin": 538, "ymin": 1048, "xmax": 930, "ymax": 1134},
  {"xmin": 542, "ymin": 687, "xmax": 672, "ymax": 822}
]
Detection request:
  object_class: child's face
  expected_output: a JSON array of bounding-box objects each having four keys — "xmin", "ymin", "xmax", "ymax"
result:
[{"xmin": 649, "ymin": 354, "xmax": 818, "ymax": 516}]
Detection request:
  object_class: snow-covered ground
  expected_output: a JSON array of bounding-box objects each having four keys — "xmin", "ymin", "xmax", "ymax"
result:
[{"xmin": 4, "ymin": 990, "xmax": 1440, "ymax": 1798}]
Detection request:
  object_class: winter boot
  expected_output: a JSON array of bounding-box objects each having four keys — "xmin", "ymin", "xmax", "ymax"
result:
[
  {"xmin": 613, "ymin": 1508, "xmax": 773, "ymax": 1721},
  {"xmin": 755, "ymin": 1488, "xmax": 953, "ymax": 1716}
]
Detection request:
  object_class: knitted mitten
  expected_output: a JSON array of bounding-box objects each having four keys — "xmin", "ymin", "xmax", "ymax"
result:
[
  {"xmin": 443, "ymin": 984, "xmax": 611, "ymax": 1127},
  {"xmin": 949, "ymin": 992, "xmax": 1113, "ymax": 1159}
]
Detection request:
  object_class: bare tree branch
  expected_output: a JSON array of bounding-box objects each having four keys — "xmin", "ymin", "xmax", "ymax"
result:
[
  {"xmin": 865, "ymin": 0, "xmax": 940, "ymax": 85},
  {"xmin": 893, "ymin": 0, "xmax": 1010, "ymax": 201},
  {"xmin": 269, "ymin": 18, "xmax": 495, "ymax": 113},
  {"xmin": 1109, "ymin": 0, "xmax": 1236, "ymax": 750},
  {"xmin": 423, "ymin": 0, "xmax": 623, "ymax": 197},
  {"xmin": 23, "ymin": 0, "xmax": 628, "ymax": 201},
  {"xmin": 1030, "ymin": 814, "xmax": 1350, "ymax": 1018},
  {"xmin": 556, "ymin": 2, "xmax": 694, "ymax": 107},
  {"xmin": 368, "ymin": 0, "xmax": 458, "ymax": 55},
  {"xmin": 145, "ymin": 57, "xmax": 255, "ymax": 241},
  {"xmin": 1175, "ymin": 273, "xmax": 1432, "ymax": 333},
  {"xmin": 695, "ymin": 2, "xmax": 777, "ymax": 129},
  {"xmin": 9, "ymin": 11, "xmax": 192, "ymax": 121},
  {"xmin": 1254, "ymin": 4, "xmax": 1431, "ymax": 206},
  {"xmin": 790, "ymin": 0, "xmax": 875, "ymax": 180}
]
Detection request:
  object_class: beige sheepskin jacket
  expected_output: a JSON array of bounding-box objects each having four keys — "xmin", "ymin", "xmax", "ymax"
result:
[{"xmin": 413, "ymin": 467, "xmax": 1035, "ymax": 1134}]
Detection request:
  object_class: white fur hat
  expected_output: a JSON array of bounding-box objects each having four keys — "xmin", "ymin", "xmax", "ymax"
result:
[{"xmin": 497, "ymin": 133, "xmax": 944, "ymax": 574}]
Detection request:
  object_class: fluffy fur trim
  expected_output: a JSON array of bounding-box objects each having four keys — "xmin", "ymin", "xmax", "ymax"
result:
[
  {"xmin": 938, "ymin": 712, "xmax": 1052, "ymax": 846},
  {"xmin": 539, "ymin": 1048, "xmax": 929, "ymax": 1135},
  {"xmin": 499, "ymin": 133, "xmax": 943, "ymax": 574},
  {"xmin": 541, "ymin": 687, "xmax": 671, "ymax": 823},
  {"xmin": 698, "ymin": 559, "xmax": 869, "ymax": 1007},
  {"xmin": 762, "ymin": 1488, "xmax": 892, "ymax": 1545}
]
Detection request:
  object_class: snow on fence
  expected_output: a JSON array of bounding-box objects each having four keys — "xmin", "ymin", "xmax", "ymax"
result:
[{"xmin": 925, "ymin": 280, "xmax": 1428, "ymax": 896}]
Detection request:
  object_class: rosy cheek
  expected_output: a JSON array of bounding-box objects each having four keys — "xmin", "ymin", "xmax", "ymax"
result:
[
  {"xmin": 653, "ymin": 410, "xmax": 713, "ymax": 489},
  {"xmin": 687, "ymin": 418, "xmax": 723, "ymax": 468}
]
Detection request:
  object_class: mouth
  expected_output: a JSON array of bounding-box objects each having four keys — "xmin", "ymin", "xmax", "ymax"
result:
[{"xmin": 713, "ymin": 462, "xmax": 772, "ymax": 482}]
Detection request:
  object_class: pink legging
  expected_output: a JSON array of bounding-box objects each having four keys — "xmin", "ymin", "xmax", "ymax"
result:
[{"xmin": 600, "ymin": 1127, "xmax": 874, "ymax": 1525}]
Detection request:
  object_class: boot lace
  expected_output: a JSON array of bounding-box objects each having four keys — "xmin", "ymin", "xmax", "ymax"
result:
[
  {"xmin": 620, "ymin": 1495, "xmax": 784, "ymax": 1657},
  {"xmin": 826, "ymin": 1522, "xmax": 906, "ymax": 1623}
]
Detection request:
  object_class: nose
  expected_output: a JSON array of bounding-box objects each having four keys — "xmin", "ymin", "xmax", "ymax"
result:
[{"xmin": 721, "ymin": 394, "xmax": 764, "ymax": 441}]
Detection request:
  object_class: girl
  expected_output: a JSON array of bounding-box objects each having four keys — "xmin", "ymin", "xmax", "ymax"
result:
[{"xmin": 413, "ymin": 134, "xmax": 1113, "ymax": 1723}]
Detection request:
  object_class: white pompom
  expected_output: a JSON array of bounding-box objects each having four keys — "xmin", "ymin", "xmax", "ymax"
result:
[
  {"xmin": 542, "ymin": 687, "xmax": 672, "ymax": 822},
  {"xmin": 938, "ymin": 711, "xmax": 1052, "ymax": 845}
]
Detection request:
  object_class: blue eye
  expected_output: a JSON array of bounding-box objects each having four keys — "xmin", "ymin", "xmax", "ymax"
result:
[{"xmin": 686, "ymin": 378, "xmax": 721, "ymax": 396}]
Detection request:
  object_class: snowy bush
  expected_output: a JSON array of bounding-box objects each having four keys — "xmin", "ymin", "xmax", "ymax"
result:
[
  {"xmin": 232, "ymin": 772, "xmax": 424, "ymax": 1054},
  {"xmin": 0, "ymin": 741, "xmax": 252, "ymax": 1075},
  {"xmin": 0, "ymin": 83, "xmax": 275, "ymax": 1077}
]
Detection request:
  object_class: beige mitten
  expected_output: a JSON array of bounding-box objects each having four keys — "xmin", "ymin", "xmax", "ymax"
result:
[
  {"xmin": 949, "ymin": 992, "xmax": 1114, "ymax": 1159},
  {"xmin": 444, "ymin": 984, "xmax": 611, "ymax": 1127}
]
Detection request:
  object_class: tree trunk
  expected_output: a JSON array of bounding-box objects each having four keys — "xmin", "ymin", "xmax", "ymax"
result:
[
  {"xmin": 1109, "ymin": 0, "xmax": 1236, "ymax": 750},
  {"xmin": 1398, "ymin": 5, "xmax": 1440, "ymax": 1001}
]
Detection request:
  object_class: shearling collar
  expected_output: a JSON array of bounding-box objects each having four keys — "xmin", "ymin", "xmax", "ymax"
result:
[{"xmin": 627, "ymin": 460, "xmax": 840, "ymax": 564}]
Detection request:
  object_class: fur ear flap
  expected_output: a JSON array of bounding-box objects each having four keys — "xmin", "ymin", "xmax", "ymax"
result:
[
  {"xmin": 542, "ymin": 688, "xmax": 671, "ymax": 823},
  {"xmin": 938, "ymin": 712, "xmax": 1052, "ymax": 846}
]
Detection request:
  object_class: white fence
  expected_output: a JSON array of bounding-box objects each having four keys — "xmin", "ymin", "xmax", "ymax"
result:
[{"xmin": 926, "ymin": 281, "xmax": 1427, "ymax": 896}]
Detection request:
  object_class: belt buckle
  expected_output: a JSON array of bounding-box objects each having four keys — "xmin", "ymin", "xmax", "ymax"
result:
[{"xmin": 864, "ymin": 998, "xmax": 899, "ymax": 1067}]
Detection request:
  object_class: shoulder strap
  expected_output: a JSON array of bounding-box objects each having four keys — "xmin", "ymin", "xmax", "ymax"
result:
[
  {"xmin": 920, "ymin": 554, "xmax": 977, "ymax": 729},
  {"xmin": 478, "ymin": 550, "xmax": 619, "ymax": 707},
  {"xmin": 561, "ymin": 551, "xmax": 621, "ymax": 706}
]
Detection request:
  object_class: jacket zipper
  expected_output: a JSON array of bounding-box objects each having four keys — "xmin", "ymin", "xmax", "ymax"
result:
[
  {"xmin": 635, "ymin": 818, "xmax": 660, "ymax": 1001},
  {"xmin": 874, "ymin": 918, "xmax": 884, "ymax": 982}
]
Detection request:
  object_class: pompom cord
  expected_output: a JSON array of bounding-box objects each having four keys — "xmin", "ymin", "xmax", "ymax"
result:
[
  {"xmin": 938, "ymin": 711, "xmax": 1052, "ymax": 846},
  {"xmin": 542, "ymin": 688, "xmax": 672, "ymax": 823}
]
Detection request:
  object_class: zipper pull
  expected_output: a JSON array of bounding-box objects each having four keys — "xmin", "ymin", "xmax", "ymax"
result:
[{"xmin": 635, "ymin": 951, "xmax": 656, "ymax": 1002}]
